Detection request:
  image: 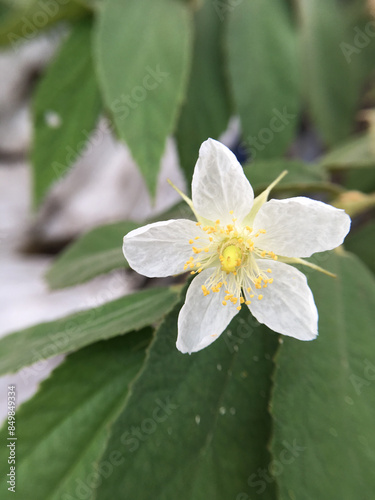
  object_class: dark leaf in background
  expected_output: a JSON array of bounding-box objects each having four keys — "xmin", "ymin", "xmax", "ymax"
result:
[
  {"xmin": 176, "ymin": 0, "xmax": 231, "ymax": 186},
  {"xmin": 298, "ymin": 0, "xmax": 373, "ymax": 146},
  {"xmin": 0, "ymin": 0, "xmax": 86, "ymax": 48},
  {"xmin": 227, "ymin": 0, "xmax": 300, "ymax": 160}
]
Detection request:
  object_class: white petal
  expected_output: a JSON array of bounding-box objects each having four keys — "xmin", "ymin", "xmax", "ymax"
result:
[
  {"xmin": 177, "ymin": 269, "xmax": 238, "ymax": 353},
  {"xmin": 245, "ymin": 260, "xmax": 318, "ymax": 341},
  {"xmin": 192, "ymin": 138, "xmax": 254, "ymax": 225},
  {"xmin": 123, "ymin": 219, "xmax": 209, "ymax": 278},
  {"xmin": 253, "ymin": 197, "xmax": 351, "ymax": 257}
]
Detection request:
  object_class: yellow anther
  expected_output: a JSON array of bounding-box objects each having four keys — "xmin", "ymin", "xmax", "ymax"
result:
[
  {"xmin": 222, "ymin": 301, "xmax": 227, "ymax": 306},
  {"xmin": 209, "ymin": 237, "xmax": 213, "ymax": 242},
  {"xmin": 201, "ymin": 285, "xmax": 210, "ymax": 296},
  {"xmin": 250, "ymin": 294, "xmax": 254, "ymax": 298},
  {"xmin": 236, "ymin": 306, "xmax": 241, "ymax": 311},
  {"xmin": 232, "ymin": 218, "xmax": 237, "ymax": 222},
  {"xmin": 258, "ymin": 295, "xmax": 263, "ymax": 300},
  {"xmin": 216, "ymin": 219, "xmax": 220, "ymax": 224},
  {"xmin": 229, "ymin": 210, "xmax": 234, "ymax": 215},
  {"xmin": 246, "ymin": 226, "xmax": 253, "ymax": 232},
  {"xmin": 190, "ymin": 271, "xmax": 195, "ymax": 275},
  {"xmin": 247, "ymin": 287, "xmax": 251, "ymax": 293},
  {"xmin": 196, "ymin": 222, "xmax": 202, "ymax": 226},
  {"xmin": 267, "ymin": 268, "xmax": 272, "ymax": 273},
  {"xmin": 260, "ymin": 229, "xmax": 266, "ymax": 234},
  {"xmin": 203, "ymin": 226, "xmax": 209, "ymax": 231},
  {"xmin": 192, "ymin": 247, "xmax": 202, "ymax": 254},
  {"xmin": 238, "ymin": 238, "xmax": 243, "ymax": 243},
  {"xmin": 195, "ymin": 236, "xmax": 200, "ymax": 240},
  {"xmin": 226, "ymin": 224, "xmax": 234, "ymax": 231},
  {"xmin": 268, "ymin": 278, "xmax": 274, "ymax": 284},
  {"xmin": 204, "ymin": 247, "xmax": 209, "ymax": 252},
  {"xmin": 198, "ymin": 268, "xmax": 203, "ymax": 273},
  {"xmin": 240, "ymin": 297, "xmax": 245, "ymax": 304},
  {"xmin": 245, "ymin": 300, "xmax": 251, "ymax": 305},
  {"xmin": 231, "ymin": 297, "xmax": 238, "ymax": 304},
  {"xmin": 261, "ymin": 251, "xmax": 266, "ymax": 258}
]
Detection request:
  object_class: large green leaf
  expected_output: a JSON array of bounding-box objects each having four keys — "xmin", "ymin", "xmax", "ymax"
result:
[
  {"xmin": 31, "ymin": 18, "xmax": 102, "ymax": 207},
  {"xmin": 299, "ymin": 0, "xmax": 366, "ymax": 145},
  {"xmin": 45, "ymin": 202, "xmax": 193, "ymax": 289},
  {"xmin": 95, "ymin": 0, "xmax": 192, "ymax": 197},
  {"xmin": 0, "ymin": 286, "xmax": 180, "ymax": 376},
  {"xmin": 227, "ymin": 0, "xmax": 300, "ymax": 159},
  {"xmin": 95, "ymin": 293, "xmax": 279, "ymax": 500},
  {"xmin": 271, "ymin": 252, "xmax": 375, "ymax": 499},
  {"xmin": 176, "ymin": 0, "xmax": 231, "ymax": 185},
  {"xmin": 0, "ymin": 0, "xmax": 86, "ymax": 48},
  {"xmin": 243, "ymin": 159, "xmax": 339, "ymax": 196},
  {"xmin": 345, "ymin": 222, "xmax": 375, "ymax": 274},
  {"xmin": 0, "ymin": 331, "xmax": 151, "ymax": 500}
]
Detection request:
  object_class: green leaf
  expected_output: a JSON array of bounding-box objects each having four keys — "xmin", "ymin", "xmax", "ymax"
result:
[
  {"xmin": 271, "ymin": 252, "xmax": 375, "ymax": 499},
  {"xmin": 0, "ymin": 286, "xmax": 180, "ymax": 376},
  {"xmin": 95, "ymin": 0, "xmax": 192, "ymax": 197},
  {"xmin": 345, "ymin": 222, "xmax": 375, "ymax": 274},
  {"xmin": 0, "ymin": 0, "xmax": 87, "ymax": 49},
  {"xmin": 319, "ymin": 133, "xmax": 375, "ymax": 192},
  {"xmin": 176, "ymin": 0, "xmax": 231, "ymax": 185},
  {"xmin": 227, "ymin": 0, "xmax": 300, "ymax": 159},
  {"xmin": 299, "ymin": 0, "xmax": 366, "ymax": 145},
  {"xmin": 320, "ymin": 133, "xmax": 375, "ymax": 170},
  {"xmin": 0, "ymin": 331, "xmax": 151, "ymax": 500},
  {"xmin": 95, "ymin": 294, "xmax": 279, "ymax": 500},
  {"xmin": 46, "ymin": 202, "xmax": 193, "ymax": 289},
  {"xmin": 31, "ymin": 18, "xmax": 102, "ymax": 207},
  {"xmin": 243, "ymin": 159, "xmax": 338, "ymax": 196}
]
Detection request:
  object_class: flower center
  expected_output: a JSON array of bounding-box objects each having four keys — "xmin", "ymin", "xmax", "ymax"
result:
[
  {"xmin": 221, "ymin": 245, "xmax": 242, "ymax": 273},
  {"xmin": 182, "ymin": 211, "xmax": 278, "ymax": 311}
]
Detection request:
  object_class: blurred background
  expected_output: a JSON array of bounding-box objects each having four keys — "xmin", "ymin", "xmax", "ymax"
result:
[{"xmin": 1, "ymin": 0, "xmax": 375, "ymax": 426}]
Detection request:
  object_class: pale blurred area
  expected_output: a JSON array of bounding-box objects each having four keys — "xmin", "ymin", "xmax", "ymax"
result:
[{"xmin": 0, "ymin": 32, "xmax": 187, "ymax": 422}]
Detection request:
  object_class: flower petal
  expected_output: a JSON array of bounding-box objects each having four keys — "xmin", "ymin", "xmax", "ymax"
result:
[
  {"xmin": 253, "ymin": 197, "xmax": 351, "ymax": 257},
  {"xmin": 177, "ymin": 269, "xmax": 238, "ymax": 353},
  {"xmin": 123, "ymin": 219, "xmax": 209, "ymax": 277},
  {"xmin": 245, "ymin": 260, "xmax": 318, "ymax": 341},
  {"xmin": 192, "ymin": 138, "xmax": 254, "ymax": 225}
]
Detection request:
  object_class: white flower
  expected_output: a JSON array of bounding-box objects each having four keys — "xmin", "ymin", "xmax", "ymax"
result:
[{"xmin": 123, "ymin": 139, "xmax": 351, "ymax": 354}]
